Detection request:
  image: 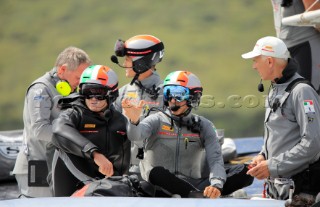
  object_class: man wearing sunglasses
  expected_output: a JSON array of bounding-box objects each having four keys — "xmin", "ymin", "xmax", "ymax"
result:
[
  {"xmin": 122, "ymin": 71, "xmax": 253, "ymax": 199},
  {"xmin": 111, "ymin": 34, "xmax": 165, "ymax": 175},
  {"xmin": 51, "ymin": 65, "xmax": 130, "ymax": 196}
]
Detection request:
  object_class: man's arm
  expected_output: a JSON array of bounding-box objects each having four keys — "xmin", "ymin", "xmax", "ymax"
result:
[
  {"xmin": 52, "ymin": 110, "xmax": 99, "ymax": 159},
  {"xmin": 201, "ymin": 120, "xmax": 226, "ymax": 187},
  {"xmin": 26, "ymin": 85, "xmax": 53, "ymax": 142},
  {"xmin": 126, "ymin": 113, "xmax": 160, "ymax": 142},
  {"xmin": 270, "ymin": 85, "xmax": 320, "ymax": 177}
]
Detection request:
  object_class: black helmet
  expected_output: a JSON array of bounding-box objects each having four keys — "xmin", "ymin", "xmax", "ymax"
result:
[{"xmin": 114, "ymin": 34, "xmax": 164, "ymax": 74}]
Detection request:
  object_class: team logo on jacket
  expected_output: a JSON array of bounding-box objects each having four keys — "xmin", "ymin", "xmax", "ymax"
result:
[
  {"xmin": 126, "ymin": 92, "xmax": 138, "ymax": 98},
  {"xmin": 303, "ymin": 100, "xmax": 315, "ymax": 114},
  {"xmin": 84, "ymin": 124, "xmax": 96, "ymax": 128},
  {"xmin": 116, "ymin": 131, "xmax": 126, "ymax": 135},
  {"xmin": 161, "ymin": 125, "xmax": 173, "ymax": 131}
]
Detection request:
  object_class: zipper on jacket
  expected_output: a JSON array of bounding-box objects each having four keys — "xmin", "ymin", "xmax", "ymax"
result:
[
  {"xmin": 105, "ymin": 122, "xmax": 116, "ymax": 171},
  {"xmin": 140, "ymin": 86, "xmax": 144, "ymax": 100},
  {"xmin": 184, "ymin": 137, "xmax": 189, "ymax": 149},
  {"xmin": 175, "ymin": 127, "xmax": 181, "ymax": 174},
  {"xmin": 265, "ymin": 86, "xmax": 276, "ymax": 159},
  {"xmin": 139, "ymin": 87, "xmax": 147, "ymax": 116},
  {"xmin": 265, "ymin": 124, "xmax": 269, "ymax": 159}
]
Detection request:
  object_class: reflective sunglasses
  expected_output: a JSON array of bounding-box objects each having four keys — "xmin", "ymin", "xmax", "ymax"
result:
[
  {"xmin": 85, "ymin": 94, "xmax": 107, "ymax": 101},
  {"xmin": 81, "ymin": 84, "xmax": 110, "ymax": 100},
  {"xmin": 82, "ymin": 84, "xmax": 109, "ymax": 94},
  {"xmin": 163, "ymin": 85, "xmax": 190, "ymax": 102},
  {"xmin": 114, "ymin": 39, "xmax": 126, "ymax": 57}
]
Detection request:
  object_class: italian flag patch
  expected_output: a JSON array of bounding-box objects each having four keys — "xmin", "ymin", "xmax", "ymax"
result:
[{"xmin": 303, "ymin": 100, "xmax": 315, "ymax": 114}]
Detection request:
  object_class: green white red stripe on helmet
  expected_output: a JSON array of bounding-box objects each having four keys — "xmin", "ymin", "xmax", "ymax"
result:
[
  {"xmin": 163, "ymin": 71, "xmax": 202, "ymax": 89},
  {"xmin": 80, "ymin": 65, "xmax": 118, "ymax": 90}
]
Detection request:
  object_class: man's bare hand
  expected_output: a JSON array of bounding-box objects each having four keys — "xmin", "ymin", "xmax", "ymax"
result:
[
  {"xmin": 121, "ymin": 99, "xmax": 145, "ymax": 124},
  {"xmin": 203, "ymin": 186, "xmax": 221, "ymax": 199},
  {"xmin": 93, "ymin": 151, "xmax": 114, "ymax": 177},
  {"xmin": 246, "ymin": 160, "xmax": 270, "ymax": 180}
]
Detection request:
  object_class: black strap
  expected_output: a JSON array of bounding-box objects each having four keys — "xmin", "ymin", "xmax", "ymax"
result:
[
  {"xmin": 274, "ymin": 78, "xmax": 317, "ymax": 121},
  {"xmin": 285, "ymin": 78, "xmax": 316, "ymax": 93},
  {"xmin": 134, "ymin": 81, "xmax": 160, "ymax": 100},
  {"xmin": 126, "ymin": 42, "xmax": 164, "ymax": 56}
]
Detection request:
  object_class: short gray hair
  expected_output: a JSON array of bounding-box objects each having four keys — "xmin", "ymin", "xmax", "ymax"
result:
[
  {"xmin": 55, "ymin": 46, "xmax": 92, "ymax": 71},
  {"xmin": 261, "ymin": 55, "xmax": 288, "ymax": 64}
]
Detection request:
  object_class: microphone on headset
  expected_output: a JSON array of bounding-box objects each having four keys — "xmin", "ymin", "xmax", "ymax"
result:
[
  {"xmin": 110, "ymin": 55, "xmax": 131, "ymax": 68},
  {"xmin": 170, "ymin": 102, "xmax": 189, "ymax": 112},
  {"xmin": 258, "ymin": 79, "xmax": 264, "ymax": 92},
  {"xmin": 111, "ymin": 55, "xmax": 140, "ymax": 85},
  {"xmin": 170, "ymin": 105, "xmax": 181, "ymax": 111}
]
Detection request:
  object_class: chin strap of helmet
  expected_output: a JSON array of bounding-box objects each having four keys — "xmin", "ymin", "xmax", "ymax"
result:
[
  {"xmin": 130, "ymin": 74, "xmax": 140, "ymax": 85},
  {"xmin": 145, "ymin": 107, "xmax": 192, "ymax": 129},
  {"xmin": 134, "ymin": 81, "xmax": 160, "ymax": 100}
]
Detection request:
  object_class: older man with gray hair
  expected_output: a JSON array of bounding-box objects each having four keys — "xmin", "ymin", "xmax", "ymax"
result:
[
  {"xmin": 242, "ymin": 36, "xmax": 320, "ymax": 201},
  {"xmin": 13, "ymin": 46, "xmax": 92, "ymax": 198}
]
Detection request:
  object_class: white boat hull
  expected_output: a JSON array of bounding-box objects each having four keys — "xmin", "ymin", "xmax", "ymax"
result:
[{"xmin": 0, "ymin": 196, "xmax": 285, "ymax": 207}]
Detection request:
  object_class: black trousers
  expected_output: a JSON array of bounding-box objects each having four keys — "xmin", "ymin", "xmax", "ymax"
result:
[
  {"xmin": 53, "ymin": 153, "xmax": 103, "ymax": 197},
  {"xmin": 292, "ymin": 159, "xmax": 320, "ymax": 196},
  {"xmin": 53, "ymin": 157, "xmax": 81, "ymax": 196},
  {"xmin": 148, "ymin": 164, "xmax": 253, "ymax": 198}
]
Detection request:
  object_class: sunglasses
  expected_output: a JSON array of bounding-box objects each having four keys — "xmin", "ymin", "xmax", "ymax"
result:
[
  {"xmin": 85, "ymin": 94, "xmax": 107, "ymax": 101},
  {"xmin": 163, "ymin": 85, "xmax": 190, "ymax": 102},
  {"xmin": 81, "ymin": 84, "xmax": 110, "ymax": 100}
]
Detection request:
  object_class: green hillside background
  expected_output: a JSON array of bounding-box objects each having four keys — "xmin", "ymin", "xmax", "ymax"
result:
[{"xmin": 0, "ymin": 0, "xmax": 274, "ymax": 138}]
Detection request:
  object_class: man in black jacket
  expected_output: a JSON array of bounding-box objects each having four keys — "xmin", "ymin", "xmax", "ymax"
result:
[{"xmin": 51, "ymin": 65, "xmax": 130, "ymax": 196}]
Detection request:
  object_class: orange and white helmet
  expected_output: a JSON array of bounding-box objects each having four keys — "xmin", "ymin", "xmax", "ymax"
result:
[{"xmin": 114, "ymin": 34, "xmax": 164, "ymax": 74}]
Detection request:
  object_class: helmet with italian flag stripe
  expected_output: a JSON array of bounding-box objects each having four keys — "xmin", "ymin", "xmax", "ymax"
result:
[
  {"xmin": 163, "ymin": 71, "xmax": 203, "ymax": 108},
  {"xmin": 79, "ymin": 65, "xmax": 119, "ymax": 103}
]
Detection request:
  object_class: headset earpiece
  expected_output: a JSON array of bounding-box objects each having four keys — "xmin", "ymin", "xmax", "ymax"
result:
[
  {"xmin": 132, "ymin": 55, "xmax": 153, "ymax": 74},
  {"xmin": 132, "ymin": 61, "xmax": 150, "ymax": 74},
  {"xmin": 56, "ymin": 80, "xmax": 72, "ymax": 96}
]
